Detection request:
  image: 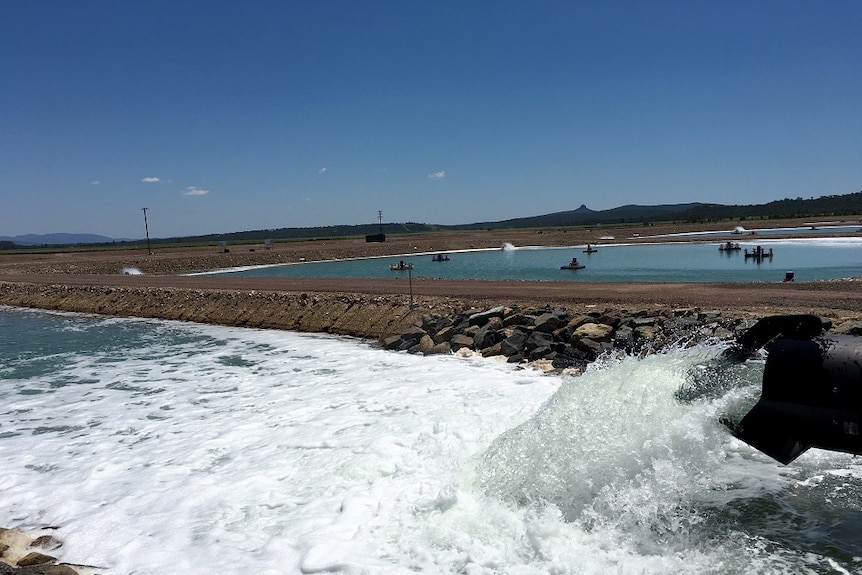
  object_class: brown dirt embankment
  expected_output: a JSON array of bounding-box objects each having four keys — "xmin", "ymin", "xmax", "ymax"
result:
[
  {"xmin": 1, "ymin": 221, "xmax": 861, "ymax": 339},
  {"xmin": 2, "ymin": 274, "xmax": 862, "ymax": 340},
  {"xmin": 0, "ymin": 280, "xmax": 435, "ymax": 339}
]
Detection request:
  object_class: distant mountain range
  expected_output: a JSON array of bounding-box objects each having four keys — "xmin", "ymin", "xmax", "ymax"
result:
[
  {"xmin": 0, "ymin": 233, "xmax": 119, "ymax": 246},
  {"xmin": 450, "ymin": 202, "xmax": 706, "ymax": 231},
  {"xmin": 3, "ymin": 190, "xmax": 861, "ymax": 247}
]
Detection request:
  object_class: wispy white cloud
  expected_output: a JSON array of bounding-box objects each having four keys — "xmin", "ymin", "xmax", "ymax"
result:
[
  {"xmin": 319, "ymin": 167, "xmax": 328, "ymax": 174},
  {"xmin": 91, "ymin": 180, "xmax": 100, "ymax": 185},
  {"xmin": 427, "ymin": 170, "xmax": 445, "ymax": 180},
  {"xmin": 182, "ymin": 186, "xmax": 209, "ymax": 196},
  {"xmin": 142, "ymin": 176, "xmax": 161, "ymax": 183}
]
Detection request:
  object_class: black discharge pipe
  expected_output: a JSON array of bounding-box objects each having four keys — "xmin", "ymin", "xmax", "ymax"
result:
[{"xmin": 723, "ymin": 315, "xmax": 862, "ymax": 464}]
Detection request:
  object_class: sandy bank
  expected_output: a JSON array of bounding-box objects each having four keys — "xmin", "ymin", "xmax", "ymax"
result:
[
  {"xmin": 0, "ymin": 281, "xmax": 436, "ymax": 340},
  {"xmin": 2, "ymin": 274, "xmax": 862, "ymax": 340},
  {"xmin": 2, "ymin": 221, "xmax": 861, "ymax": 338}
]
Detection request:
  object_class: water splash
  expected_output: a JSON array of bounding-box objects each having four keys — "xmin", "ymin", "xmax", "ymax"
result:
[
  {"xmin": 475, "ymin": 349, "xmax": 723, "ymax": 521},
  {"xmin": 471, "ymin": 346, "xmax": 862, "ymax": 571},
  {"xmin": 121, "ymin": 267, "xmax": 143, "ymax": 275},
  {"xmin": 501, "ymin": 242, "xmax": 516, "ymax": 251}
]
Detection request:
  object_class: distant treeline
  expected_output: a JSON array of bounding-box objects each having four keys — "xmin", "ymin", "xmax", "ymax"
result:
[
  {"xmin": 3, "ymin": 190, "xmax": 861, "ymax": 250},
  {"xmin": 166, "ymin": 189, "xmax": 862, "ymax": 244},
  {"xmin": 463, "ymin": 191, "xmax": 862, "ymax": 230},
  {"xmin": 672, "ymin": 192, "xmax": 862, "ymax": 222}
]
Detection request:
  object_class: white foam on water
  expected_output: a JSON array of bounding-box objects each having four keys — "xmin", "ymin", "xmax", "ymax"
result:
[
  {"xmin": 1, "ymin": 317, "xmax": 562, "ymax": 573},
  {"xmin": 2, "ymin": 312, "xmax": 862, "ymax": 574}
]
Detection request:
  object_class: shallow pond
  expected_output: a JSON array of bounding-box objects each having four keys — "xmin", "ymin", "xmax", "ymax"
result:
[{"xmin": 209, "ymin": 237, "xmax": 862, "ymax": 283}]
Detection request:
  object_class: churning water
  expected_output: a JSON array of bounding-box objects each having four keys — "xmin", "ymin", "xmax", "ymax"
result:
[{"xmin": 2, "ymin": 307, "xmax": 861, "ymax": 574}]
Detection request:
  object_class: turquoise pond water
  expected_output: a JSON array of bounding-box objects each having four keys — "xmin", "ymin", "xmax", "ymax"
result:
[{"xmin": 209, "ymin": 237, "xmax": 862, "ymax": 283}]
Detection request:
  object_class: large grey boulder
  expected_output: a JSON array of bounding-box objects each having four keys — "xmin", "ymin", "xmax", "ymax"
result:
[
  {"xmin": 573, "ymin": 322, "xmax": 614, "ymax": 343},
  {"xmin": 422, "ymin": 314, "xmax": 453, "ymax": 337},
  {"xmin": 473, "ymin": 323, "xmax": 504, "ymax": 350},
  {"xmin": 630, "ymin": 316, "xmax": 658, "ymax": 327},
  {"xmin": 481, "ymin": 342, "xmax": 504, "ymax": 358},
  {"xmin": 524, "ymin": 331, "xmax": 555, "ymax": 352},
  {"xmin": 382, "ymin": 326, "xmax": 429, "ymax": 351},
  {"xmin": 528, "ymin": 345, "xmax": 553, "ymax": 361},
  {"xmin": 424, "ymin": 342, "xmax": 452, "ymax": 355},
  {"xmin": 382, "ymin": 334, "xmax": 404, "ymax": 350},
  {"xmin": 433, "ymin": 325, "xmax": 458, "ymax": 344},
  {"xmin": 449, "ymin": 334, "xmax": 474, "ymax": 351},
  {"xmin": 565, "ymin": 315, "xmax": 597, "ymax": 332},
  {"xmin": 417, "ymin": 334, "xmax": 436, "ymax": 354},
  {"xmin": 533, "ymin": 310, "xmax": 571, "ymax": 333},
  {"xmin": 468, "ymin": 306, "xmax": 506, "ymax": 327},
  {"xmin": 503, "ymin": 312, "xmax": 536, "ymax": 327},
  {"xmin": 500, "ymin": 331, "xmax": 529, "ymax": 357},
  {"xmin": 575, "ymin": 337, "xmax": 603, "ymax": 359}
]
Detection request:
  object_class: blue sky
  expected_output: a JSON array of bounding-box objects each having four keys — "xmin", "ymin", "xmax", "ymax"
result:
[{"xmin": 2, "ymin": 1, "xmax": 860, "ymax": 239}]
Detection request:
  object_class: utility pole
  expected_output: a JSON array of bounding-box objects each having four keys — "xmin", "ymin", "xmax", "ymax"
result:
[
  {"xmin": 408, "ymin": 264, "xmax": 415, "ymax": 309},
  {"xmin": 378, "ymin": 210, "xmax": 383, "ymax": 234},
  {"xmin": 141, "ymin": 208, "xmax": 152, "ymax": 254}
]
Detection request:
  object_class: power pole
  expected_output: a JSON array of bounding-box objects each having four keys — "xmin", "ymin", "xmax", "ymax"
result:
[
  {"xmin": 408, "ymin": 264, "xmax": 415, "ymax": 309},
  {"xmin": 141, "ymin": 208, "xmax": 152, "ymax": 254},
  {"xmin": 378, "ymin": 210, "xmax": 383, "ymax": 234}
]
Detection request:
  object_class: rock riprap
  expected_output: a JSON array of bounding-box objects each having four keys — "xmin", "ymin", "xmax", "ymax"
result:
[
  {"xmin": 383, "ymin": 305, "xmax": 756, "ymax": 372},
  {"xmin": 0, "ymin": 527, "xmax": 94, "ymax": 574}
]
